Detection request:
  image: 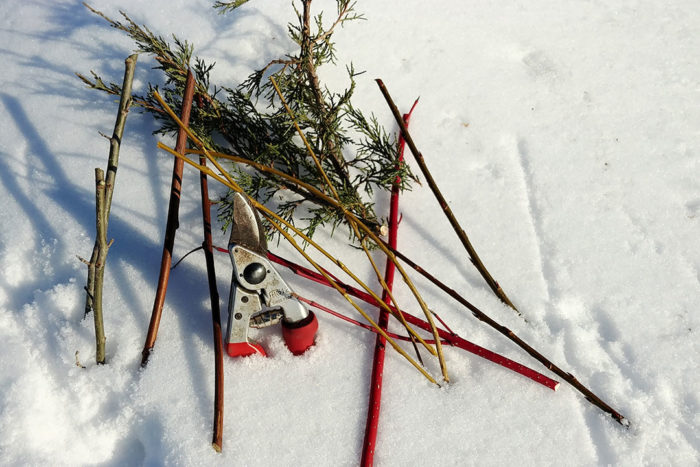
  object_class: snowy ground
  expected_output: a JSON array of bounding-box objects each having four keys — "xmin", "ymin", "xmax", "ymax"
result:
[{"xmin": 1, "ymin": 0, "xmax": 698, "ymax": 465}]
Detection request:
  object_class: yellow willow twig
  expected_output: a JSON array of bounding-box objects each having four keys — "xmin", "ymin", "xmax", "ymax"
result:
[
  {"xmin": 258, "ymin": 209, "xmax": 440, "ymax": 386},
  {"xmin": 270, "ymin": 77, "xmax": 427, "ymax": 363},
  {"xmin": 161, "ymin": 142, "xmax": 434, "ymax": 357},
  {"xmin": 159, "ymin": 143, "xmax": 437, "ymax": 385},
  {"xmin": 184, "ymin": 146, "xmax": 436, "ymax": 356},
  {"xmin": 189, "ymin": 146, "xmax": 449, "ymax": 381},
  {"xmin": 189, "ymin": 149, "xmax": 437, "ymax": 346},
  {"xmin": 187, "ymin": 147, "xmax": 449, "ymax": 381},
  {"xmin": 269, "ymin": 77, "xmax": 340, "ymax": 200},
  {"xmin": 357, "ymin": 232, "xmax": 425, "ymax": 364},
  {"xmin": 151, "ymin": 91, "xmax": 439, "ymax": 383}
]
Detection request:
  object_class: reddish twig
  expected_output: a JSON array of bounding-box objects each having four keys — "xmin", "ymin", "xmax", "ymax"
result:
[
  {"xmin": 141, "ymin": 70, "xmax": 196, "ymax": 366},
  {"xmin": 296, "ymin": 295, "xmax": 558, "ymax": 391},
  {"xmin": 267, "ymin": 252, "xmax": 558, "ymax": 391},
  {"xmin": 362, "ymin": 99, "xmax": 417, "ymax": 466},
  {"xmin": 199, "ymin": 155, "xmax": 224, "ymax": 452}
]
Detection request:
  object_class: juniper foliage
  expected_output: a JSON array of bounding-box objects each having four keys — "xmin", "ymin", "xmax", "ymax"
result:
[{"xmin": 78, "ymin": 0, "xmax": 416, "ymax": 244}]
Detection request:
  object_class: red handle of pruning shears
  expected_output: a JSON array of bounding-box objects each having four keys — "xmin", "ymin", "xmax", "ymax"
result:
[
  {"xmin": 282, "ymin": 311, "xmax": 319, "ymax": 356},
  {"xmin": 227, "ymin": 341, "xmax": 267, "ymax": 358},
  {"xmin": 226, "ymin": 312, "xmax": 319, "ymax": 358}
]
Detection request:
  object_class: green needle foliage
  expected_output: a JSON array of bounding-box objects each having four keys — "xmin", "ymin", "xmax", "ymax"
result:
[{"xmin": 78, "ymin": 0, "xmax": 417, "ymax": 244}]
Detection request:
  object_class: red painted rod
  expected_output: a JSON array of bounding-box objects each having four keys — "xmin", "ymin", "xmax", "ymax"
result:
[{"xmin": 267, "ymin": 252, "xmax": 559, "ymax": 392}]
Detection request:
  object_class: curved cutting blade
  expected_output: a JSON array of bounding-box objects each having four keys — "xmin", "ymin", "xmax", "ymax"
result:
[{"xmin": 228, "ymin": 192, "xmax": 267, "ymax": 256}]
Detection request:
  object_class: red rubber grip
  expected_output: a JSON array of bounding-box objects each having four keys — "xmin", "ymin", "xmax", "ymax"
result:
[
  {"xmin": 282, "ymin": 311, "xmax": 318, "ymax": 355},
  {"xmin": 227, "ymin": 341, "xmax": 267, "ymax": 358}
]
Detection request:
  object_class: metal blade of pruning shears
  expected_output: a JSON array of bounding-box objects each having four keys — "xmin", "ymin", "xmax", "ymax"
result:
[{"xmin": 228, "ymin": 193, "xmax": 267, "ymax": 256}]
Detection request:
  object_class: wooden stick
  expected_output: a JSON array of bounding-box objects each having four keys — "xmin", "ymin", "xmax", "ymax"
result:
[
  {"xmin": 93, "ymin": 169, "xmax": 108, "ymax": 364},
  {"xmin": 140, "ymin": 70, "xmax": 196, "ymax": 367},
  {"xmin": 84, "ymin": 54, "xmax": 137, "ymax": 364},
  {"xmin": 375, "ymin": 79, "xmax": 519, "ymax": 314},
  {"xmin": 198, "ymin": 155, "xmax": 224, "ymax": 452},
  {"xmin": 387, "ymin": 247, "xmax": 629, "ymax": 426}
]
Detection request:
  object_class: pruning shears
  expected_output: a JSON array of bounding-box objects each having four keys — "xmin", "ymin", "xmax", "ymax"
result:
[{"xmin": 226, "ymin": 192, "xmax": 318, "ymax": 357}]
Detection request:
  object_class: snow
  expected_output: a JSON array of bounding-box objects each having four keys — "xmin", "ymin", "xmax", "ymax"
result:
[{"xmin": 1, "ymin": 0, "xmax": 698, "ymax": 465}]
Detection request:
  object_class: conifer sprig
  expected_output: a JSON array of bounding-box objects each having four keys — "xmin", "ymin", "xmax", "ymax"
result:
[{"xmin": 79, "ymin": 1, "xmax": 416, "ymax": 245}]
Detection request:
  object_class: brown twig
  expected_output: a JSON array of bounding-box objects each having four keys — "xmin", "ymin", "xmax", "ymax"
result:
[
  {"xmin": 92, "ymin": 169, "xmax": 108, "ymax": 364},
  {"xmin": 199, "ymin": 156, "xmax": 224, "ymax": 452},
  {"xmin": 83, "ymin": 54, "xmax": 137, "ymax": 365},
  {"xmin": 375, "ymin": 79, "xmax": 519, "ymax": 315},
  {"xmin": 388, "ymin": 246, "xmax": 629, "ymax": 426},
  {"xmin": 140, "ymin": 69, "xmax": 196, "ymax": 367}
]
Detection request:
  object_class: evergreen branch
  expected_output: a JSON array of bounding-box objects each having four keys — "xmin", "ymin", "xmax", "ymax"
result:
[
  {"xmin": 213, "ymin": 0, "xmax": 252, "ymax": 14},
  {"xmin": 81, "ymin": 1, "xmax": 415, "ymax": 248},
  {"xmin": 76, "ymin": 71, "xmax": 163, "ymax": 113},
  {"xmin": 311, "ymin": 0, "xmax": 363, "ymax": 45}
]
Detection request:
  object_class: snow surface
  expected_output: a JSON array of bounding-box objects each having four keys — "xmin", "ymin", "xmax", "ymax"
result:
[{"xmin": 1, "ymin": 0, "xmax": 699, "ymax": 465}]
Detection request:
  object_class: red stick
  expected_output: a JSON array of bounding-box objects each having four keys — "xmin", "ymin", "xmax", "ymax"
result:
[
  {"xmin": 267, "ymin": 252, "xmax": 559, "ymax": 391},
  {"xmin": 361, "ymin": 99, "xmax": 418, "ymax": 466},
  {"xmin": 295, "ymin": 295, "xmax": 415, "ymax": 342},
  {"xmin": 295, "ymin": 294, "xmax": 557, "ymax": 390}
]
